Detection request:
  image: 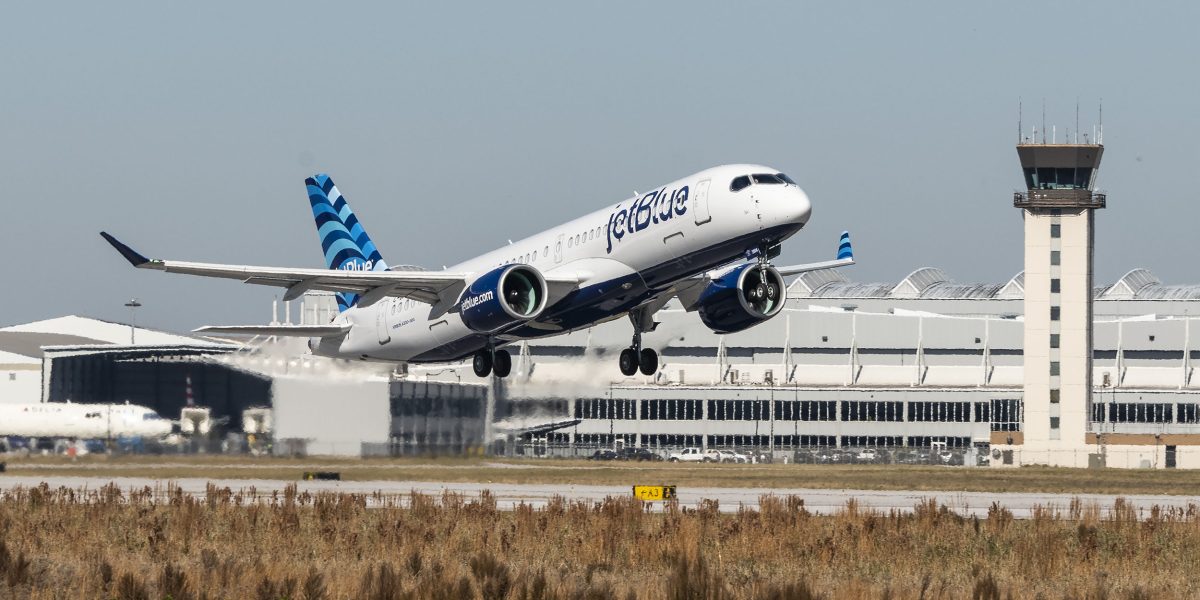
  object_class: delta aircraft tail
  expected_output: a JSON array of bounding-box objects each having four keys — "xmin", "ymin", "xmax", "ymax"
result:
[{"xmin": 305, "ymin": 174, "xmax": 390, "ymax": 311}]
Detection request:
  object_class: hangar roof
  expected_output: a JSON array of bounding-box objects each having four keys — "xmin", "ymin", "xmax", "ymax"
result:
[
  {"xmin": 0, "ymin": 331, "xmax": 109, "ymax": 359},
  {"xmin": 1, "ymin": 315, "xmax": 220, "ymax": 347},
  {"xmin": 0, "ymin": 315, "xmax": 226, "ymax": 361},
  {"xmin": 790, "ymin": 268, "xmax": 1200, "ymax": 301}
]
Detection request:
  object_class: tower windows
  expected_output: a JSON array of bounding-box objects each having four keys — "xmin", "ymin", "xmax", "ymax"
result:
[
  {"xmin": 1050, "ymin": 224, "xmax": 1061, "ymax": 238},
  {"xmin": 1050, "ymin": 334, "xmax": 1059, "ymax": 348},
  {"xmin": 1050, "ymin": 389, "xmax": 1060, "ymax": 403},
  {"xmin": 1050, "ymin": 361, "xmax": 1060, "ymax": 376},
  {"xmin": 1051, "ymin": 279, "xmax": 1060, "ymax": 293},
  {"xmin": 1050, "ymin": 307, "xmax": 1060, "ymax": 321},
  {"xmin": 1050, "ymin": 251, "xmax": 1061, "ymax": 266}
]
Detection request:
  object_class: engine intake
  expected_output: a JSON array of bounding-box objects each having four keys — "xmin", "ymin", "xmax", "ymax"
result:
[
  {"xmin": 459, "ymin": 264, "xmax": 548, "ymax": 333},
  {"xmin": 696, "ymin": 264, "xmax": 786, "ymax": 334}
]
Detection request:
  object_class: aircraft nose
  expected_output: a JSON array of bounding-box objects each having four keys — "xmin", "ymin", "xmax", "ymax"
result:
[{"xmin": 790, "ymin": 187, "xmax": 812, "ymax": 226}]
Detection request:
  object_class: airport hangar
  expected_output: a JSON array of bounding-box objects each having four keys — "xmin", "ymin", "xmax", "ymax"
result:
[{"xmin": 0, "ymin": 313, "xmax": 488, "ymax": 456}]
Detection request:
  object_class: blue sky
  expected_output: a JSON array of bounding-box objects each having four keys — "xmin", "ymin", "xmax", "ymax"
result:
[{"xmin": 3, "ymin": 2, "xmax": 1198, "ymax": 331}]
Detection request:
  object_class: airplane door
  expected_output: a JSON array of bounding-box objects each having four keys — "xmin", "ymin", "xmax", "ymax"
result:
[
  {"xmin": 693, "ymin": 179, "xmax": 712, "ymax": 225},
  {"xmin": 554, "ymin": 234, "xmax": 564, "ymax": 263},
  {"xmin": 376, "ymin": 304, "xmax": 391, "ymax": 345}
]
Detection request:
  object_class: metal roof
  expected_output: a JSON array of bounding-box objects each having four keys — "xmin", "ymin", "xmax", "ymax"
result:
[
  {"xmin": 789, "ymin": 267, "xmax": 1200, "ymax": 301},
  {"xmin": 0, "ymin": 332, "xmax": 109, "ymax": 359},
  {"xmin": 0, "ymin": 315, "xmax": 222, "ymax": 347}
]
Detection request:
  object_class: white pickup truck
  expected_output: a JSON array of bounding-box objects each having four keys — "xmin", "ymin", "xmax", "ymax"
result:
[{"xmin": 668, "ymin": 447, "xmax": 719, "ymax": 463}]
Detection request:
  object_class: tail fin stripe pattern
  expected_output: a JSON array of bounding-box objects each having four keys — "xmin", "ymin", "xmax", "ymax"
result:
[
  {"xmin": 323, "ymin": 239, "xmax": 365, "ymax": 267},
  {"xmin": 311, "ymin": 219, "xmax": 348, "ymax": 245},
  {"xmin": 837, "ymin": 231, "xmax": 854, "ymax": 260}
]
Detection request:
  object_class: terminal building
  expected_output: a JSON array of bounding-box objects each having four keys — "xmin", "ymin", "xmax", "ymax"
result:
[{"xmin": 502, "ymin": 265, "xmax": 1200, "ymax": 468}]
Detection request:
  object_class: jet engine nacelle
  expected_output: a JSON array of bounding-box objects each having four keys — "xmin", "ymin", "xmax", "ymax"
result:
[
  {"xmin": 696, "ymin": 264, "xmax": 786, "ymax": 334},
  {"xmin": 459, "ymin": 264, "xmax": 549, "ymax": 333}
]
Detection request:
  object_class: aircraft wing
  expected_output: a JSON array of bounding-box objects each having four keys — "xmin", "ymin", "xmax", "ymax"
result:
[
  {"xmin": 675, "ymin": 231, "xmax": 855, "ymax": 310},
  {"xmin": 773, "ymin": 231, "xmax": 855, "ymax": 276},
  {"xmin": 102, "ymin": 231, "xmax": 465, "ymax": 306},
  {"xmin": 194, "ymin": 324, "xmax": 352, "ymax": 338},
  {"xmin": 101, "ymin": 232, "xmax": 581, "ymax": 313}
]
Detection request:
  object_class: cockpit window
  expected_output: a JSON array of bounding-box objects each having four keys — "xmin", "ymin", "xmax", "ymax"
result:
[
  {"xmin": 730, "ymin": 175, "xmax": 751, "ymax": 192},
  {"xmin": 777, "ymin": 173, "xmax": 797, "ymax": 185},
  {"xmin": 752, "ymin": 173, "xmax": 784, "ymax": 184},
  {"xmin": 143, "ymin": 412, "xmax": 162, "ymax": 420}
]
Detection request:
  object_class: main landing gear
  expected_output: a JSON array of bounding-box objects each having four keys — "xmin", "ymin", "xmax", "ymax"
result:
[
  {"xmin": 619, "ymin": 309, "xmax": 659, "ymax": 377},
  {"xmin": 618, "ymin": 345, "xmax": 657, "ymax": 377},
  {"xmin": 472, "ymin": 347, "xmax": 512, "ymax": 378}
]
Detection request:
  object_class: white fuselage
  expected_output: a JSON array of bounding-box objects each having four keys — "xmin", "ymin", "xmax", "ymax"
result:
[
  {"xmin": 0, "ymin": 403, "xmax": 171, "ymax": 439},
  {"xmin": 322, "ymin": 164, "xmax": 812, "ymax": 363}
]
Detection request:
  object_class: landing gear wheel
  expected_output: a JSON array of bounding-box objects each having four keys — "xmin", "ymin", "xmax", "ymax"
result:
[
  {"xmin": 618, "ymin": 348, "xmax": 639, "ymax": 376},
  {"xmin": 638, "ymin": 348, "xmax": 658, "ymax": 375},
  {"xmin": 493, "ymin": 349, "xmax": 512, "ymax": 378},
  {"xmin": 472, "ymin": 351, "xmax": 493, "ymax": 377}
]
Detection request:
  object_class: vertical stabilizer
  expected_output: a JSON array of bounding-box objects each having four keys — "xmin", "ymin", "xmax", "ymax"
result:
[{"xmin": 305, "ymin": 174, "xmax": 390, "ymax": 311}]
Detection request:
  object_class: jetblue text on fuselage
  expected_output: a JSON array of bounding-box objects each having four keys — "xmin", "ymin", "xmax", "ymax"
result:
[{"xmin": 606, "ymin": 185, "xmax": 688, "ymax": 254}]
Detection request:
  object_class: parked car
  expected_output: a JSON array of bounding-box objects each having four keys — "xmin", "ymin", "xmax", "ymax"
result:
[
  {"xmin": 855, "ymin": 449, "xmax": 879, "ymax": 463},
  {"xmin": 587, "ymin": 450, "xmax": 618, "ymax": 461},
  {"xmin": 714, "ymin": 449, "xmax": 749, "ymax": 463},
  {"xmin": 940, "ymin": 451, "xmax": 964, "ymax": 466},
  {"xmin": 617, "ymin": 447, "xmax": 663, "ymax": 461},
  {"xmin": 669, "ymin": 447, "xmax": 718, "ymax": 463}
]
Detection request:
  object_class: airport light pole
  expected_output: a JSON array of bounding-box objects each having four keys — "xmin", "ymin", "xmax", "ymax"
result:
[{"xmin": 124, "ymin": 298, "xmax": 142, "ymax": 344}]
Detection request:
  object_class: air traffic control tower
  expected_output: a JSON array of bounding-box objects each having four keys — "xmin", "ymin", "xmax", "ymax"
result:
[{"xmin": 1012, "ymin": 142, "xmax": 1105, "ymax": 466}]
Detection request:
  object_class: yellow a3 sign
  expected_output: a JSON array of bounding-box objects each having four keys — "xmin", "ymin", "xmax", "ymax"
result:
[{"xmin": 632, "ymin": 485, "xmax": 677, "ymax": 501}]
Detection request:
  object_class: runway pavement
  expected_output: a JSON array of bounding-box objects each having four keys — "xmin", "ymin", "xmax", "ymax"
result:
[{"xmin": 0, "ymin": 474, "xmax": 1195, "ymax": 517}]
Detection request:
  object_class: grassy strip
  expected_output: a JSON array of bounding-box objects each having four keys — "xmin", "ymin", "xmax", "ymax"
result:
[
  {"xmin": 0, "ymin": 484, "xmax": 1194, "ymax": 598},
  {"xmin": 5, "ymin": 456, "xmax": 1200, "ymax": 495}
]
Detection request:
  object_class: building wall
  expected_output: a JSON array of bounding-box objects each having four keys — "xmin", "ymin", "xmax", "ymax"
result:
[
  {"xmin": 272, "ymin": 376, "xmax": 391, "ymax": 456},
  {"xmin": 0, "ymin": 366, "xmax": 40, "ymax": 404},
  {"xmin": 390, "ymin": 380, "xmax": 489, "ymax": 454},
  {"xmin": 1020, "ymin": 205, "xmax": 1094, "ymax": 466}
]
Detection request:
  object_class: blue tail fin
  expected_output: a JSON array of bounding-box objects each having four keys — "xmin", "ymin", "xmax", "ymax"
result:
[
  {"xmin": 837, "ymin": 231, "xmax": 853, "ymax": 260},
  {"xmin": 305, "ymin": 174, "xmax": 389, "ymax": 311}
]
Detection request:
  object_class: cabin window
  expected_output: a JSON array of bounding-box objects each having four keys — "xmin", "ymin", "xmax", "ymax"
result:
[{"xmin": 730, "ymin": 176, "xmax": 751, "ymax": 192}]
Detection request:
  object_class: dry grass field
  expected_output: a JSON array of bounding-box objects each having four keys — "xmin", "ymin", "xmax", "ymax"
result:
[
  {"xmin": 6, "ymin": 454, "xmax": 1200, "ymax": 495},
  {"xmin": 0, "ymin": 482, "xmax": 1196, "ymax": 599}
]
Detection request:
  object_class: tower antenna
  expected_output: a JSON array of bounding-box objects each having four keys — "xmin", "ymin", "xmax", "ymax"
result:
[
  {"xmin": 1075, "ymin": 98, "xmax": 1080, "ymax": 144},
  {"xmin": 1018, "ymin": 98, "xmax": 1023, "ymax": 143},
  {"xmin": 1041, "ymin": 99, "xmax": 1046, "ymax": 144}
]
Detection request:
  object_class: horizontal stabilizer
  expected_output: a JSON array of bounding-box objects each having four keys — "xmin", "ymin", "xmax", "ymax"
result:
[
  {"xmin": 774, "ymin": 231, "xmax": 855, "ymax": 277},
  {"xmin": 193, "ymin": 324, "xmax": 351, "ymax": 338}
]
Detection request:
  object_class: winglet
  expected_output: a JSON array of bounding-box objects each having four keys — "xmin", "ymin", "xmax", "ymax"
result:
[
  {"xmin": 100, "ymin": 232, "xmax": 151, "ymax": 267},
  {"xmin": 837, "ymin": 231, "xmax": 853, "ymax": 261}
]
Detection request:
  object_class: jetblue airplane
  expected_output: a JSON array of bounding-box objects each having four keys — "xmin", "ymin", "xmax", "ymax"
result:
[{"xmin": 101, "ymin": 165, "xmax": 853, "ymax": 378}]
